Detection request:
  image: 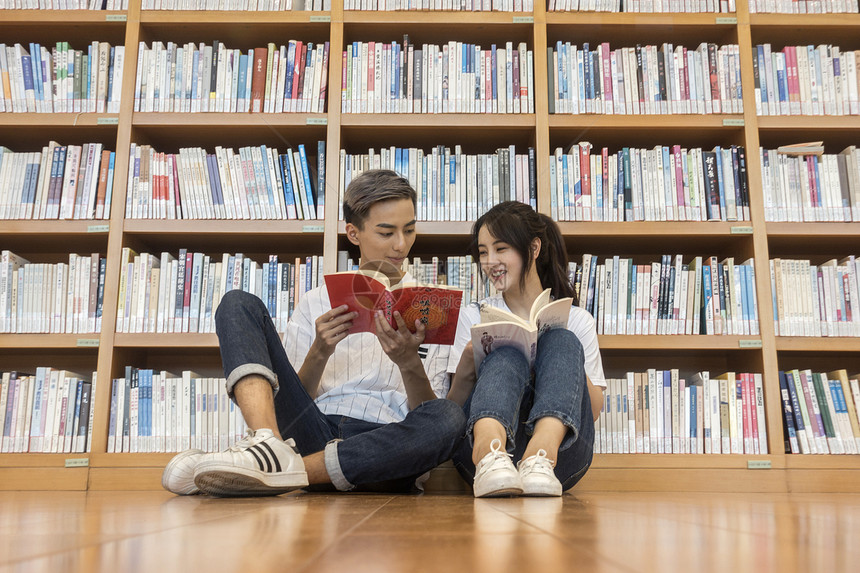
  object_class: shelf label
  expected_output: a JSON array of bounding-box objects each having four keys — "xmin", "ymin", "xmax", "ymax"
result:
[
  {"xmin": 306, "ymin": 117, "xmax": 327, "ymax": 126},
  {"xmin": 105, "ymin": 14, "xmax": 127, "ymax": 22},
  {"xmin": 722, "ymin": 118, "xmax": 745, "ymax": 127},
  {"xmin": 65, "ymin": 458, "xmax": 90, "ymax": 468},
  {"xmin": 739, "ymin": 339, "xmax": 762, "ymax": 349},
  {"xmin": 730, "ymin": 226, "xmax": 753, "ymax": 235},
  {"xmin": 513, "ymin": 16, "xmax": 534, "ymax": 23},
  {"xmin": 76, "ymin": 338, "xmax": 100, "ymax": 347},
  {"xmin": 97, "ymin": 117, "xmax": 119, "ymax": 125},
  {"xmin": 310, "ymin": 15, "xmax": 331, "ymax": 22},
  {"xmin": 87, "ymin": 224, "xmax": 110, "ymax": 233},
  {"xmin": 716, "ymin": 16, "xmax": 738, "ymax": 24},
  {"xmin": 302, "ymin": 225, "xmax": 324, "ymax": 233},
  {"xmin": 747, "ymin": 460, "xmax": 771, "ymax": 470}
]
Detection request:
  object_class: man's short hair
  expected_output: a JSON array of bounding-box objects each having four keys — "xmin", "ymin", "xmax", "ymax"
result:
[{"xmin": 342, "ymin": 169, "xmax": 417, "ymax": 229}]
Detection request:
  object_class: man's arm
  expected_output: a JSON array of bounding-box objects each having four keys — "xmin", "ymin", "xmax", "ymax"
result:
[
  {"xmin": 374, "ymin": 310, "xmax": 436, "ymax": 409},
  {"xmin": 296, "ymin": 305, "xmax": 356, "ymax": 397}
]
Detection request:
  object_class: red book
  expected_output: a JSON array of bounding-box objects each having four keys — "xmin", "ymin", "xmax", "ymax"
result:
[
  {"xmin": 292, "ymin": 41, "xmax": 304, "ymax": 105},
  {"xmin": 578, "ymin": 142, "xmax": 591, "ymax": 220},
  {"xmin": 94, "ymin": 149, "xmax": 111, "ymax": 219},
  {"xmin": 250, "ymin": 47, "xmax": 268, "ymax": 113},
  {"xmin": 325, "ymin": 270, "xmax": 463, "ymax": 345},
  {"xmin": 746, "ymin": 373, "xmax": 760, "ymax": 453}
]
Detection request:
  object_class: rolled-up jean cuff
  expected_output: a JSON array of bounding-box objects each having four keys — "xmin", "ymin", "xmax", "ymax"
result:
[
  {"xmin": 224, "ymin": 363, "xmax": 279, "ymax": 400},
  {"xmin": 324, "ymin": 439, "xmax": 354, "ymax": 491},
  {"xmin": 466, "ymin": 412, "xmax": 518, "ymax": 451},
  {"xmin": 525, "ymin": 411, "xmax": 579, "ymax": 451}
]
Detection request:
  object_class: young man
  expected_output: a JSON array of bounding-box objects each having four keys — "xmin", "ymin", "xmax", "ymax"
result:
[{"xmin": 162, "ymin": 169, "xmax": 466, "ymax": 496}]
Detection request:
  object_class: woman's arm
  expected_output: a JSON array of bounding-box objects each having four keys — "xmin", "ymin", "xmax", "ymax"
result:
[{"xmin": 586, "ymin": 376, "xmax": 604, "ymax": 422}]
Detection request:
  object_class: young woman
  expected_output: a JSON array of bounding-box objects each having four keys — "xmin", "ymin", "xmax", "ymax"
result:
[{"xmin": 447, "ymin": 201, "xmax": 606, "ymax": 497}]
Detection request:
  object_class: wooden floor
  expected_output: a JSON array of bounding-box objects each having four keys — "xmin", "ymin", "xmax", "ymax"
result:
[{"xmin": 1, "ymin": 491, "xmax": 859, "ymax": 573}]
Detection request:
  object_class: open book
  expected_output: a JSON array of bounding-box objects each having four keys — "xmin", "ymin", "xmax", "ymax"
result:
[
  {"xmin": 470, "ymin": 288, "xmax": 572, "ymax": 369},
  {"xmin": 325, "ymin": 270, "xmax": 463, "ymax": 345}
]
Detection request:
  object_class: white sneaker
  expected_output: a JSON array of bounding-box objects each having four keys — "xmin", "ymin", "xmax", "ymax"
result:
[
  {"xmin": 193, "ymin": 429, "xmax": 309, "ymax": 497},
  {"xmin": 472, "ymin": 438, "xmax": 523, "ymax": 498},
  {"xmin": 518, "ymin": 449, "xmax": 562, "ymax": 497},
  {"xmin": 162, "ymin": 449, "xmax": 205, "ymax": 495}
]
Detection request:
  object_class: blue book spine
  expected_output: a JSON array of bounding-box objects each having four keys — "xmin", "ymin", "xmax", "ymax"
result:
[
  {"xmin": 297, "ymin": 144, "xmax": 316, "ymax": 218},
  {"xmin": 284, "ymin": 43, "xmax": 295, "ymax": 106},
  {"xmin": 191, "ymin": 51, "xmax": 200, "ymax": 103},
  {"xmin": 561, "ymin": 154, "xmax": 570, "ymax": 218},
  {"xmin": 205, "ymin": 154, "xmax": 220, "ymax": 212},
  {"xmin": 30, "ymin": 43, "xmax": 43, "ymax": 106},
  {"xmin": 701, "ymin": 264, "xmax": 712, "ymax": 334},
  {"xmin": 317, "ymin": 140, "xmax": 326, "ymax": 218},
  {"xmin": 21, "ymin": 52, "xmax": 35, "ymax": 97},
  {"xmin": 757, "ymin": 45, "xmax": 767, "ymax": 107},
  {"xmin": 259, "ymin": 146, "xmax": 276, "ymax": 212},
  {"xmin": 690, "ymin": 384, "xmax": 697, "ymax": 442},
  {"xmin": 776, "ymin": 58, "xmax": 788, "ymax": 107},
  {"xmin": 279, "ymin": 154, "xmax": 296, "ymax": 217},
  {"xmin": 491, "ymin": 44, "xmax": 497, "ymax": 109},
  {"xmin": 210, "ymin": 154, "xmax": 225, "ymax": 209}
]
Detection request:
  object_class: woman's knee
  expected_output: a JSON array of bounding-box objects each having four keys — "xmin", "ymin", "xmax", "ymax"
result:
[
  {"xmin": 539, "ymin": 328, "xmax": 584, "ymax": 359},
  {"xmin": 479, "ymin": 345, "xmax": 530, "ymax": 380}
]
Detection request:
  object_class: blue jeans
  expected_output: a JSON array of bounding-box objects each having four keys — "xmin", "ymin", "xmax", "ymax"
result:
[
  {"xmin": 453, "ymin": 328, "xmax": 595, "ymax": 491},
  {"xmin": 215, "ymin": 290, "xmax": 466, "ymax": 493}
]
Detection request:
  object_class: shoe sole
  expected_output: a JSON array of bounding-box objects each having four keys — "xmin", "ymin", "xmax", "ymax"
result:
[
  {"xmin": 475, "ymin": 486, "xmax": 524, "ymax": 498},
  {"xmin": 521, "ymin": 488, "xmax": 563, "ymax": 497},
  {"xmin": 194, "ymin": 464, "xmax": 309, "ymax": 498},
  {"xmin": 162, "ymin": 450, "xmax": 204, "ymax": 495}
]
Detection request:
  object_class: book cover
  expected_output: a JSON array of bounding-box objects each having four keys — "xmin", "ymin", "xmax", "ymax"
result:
[
  {"xmin": 325, "ymin": 270, "xmax": 463, "ymax": 345},
  {"xmin": 470, "ymin": 288, "xmax": 572, "ymax": 370}
]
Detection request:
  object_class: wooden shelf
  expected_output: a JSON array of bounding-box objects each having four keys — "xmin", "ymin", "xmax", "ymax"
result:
[
  {"xmin": 132, "ymin": 113, "xmax": 328, "ymax": 127},
  {"xmin": 140, "ymin": 10, "xmax": 331, "ymax": 24},
  {"xmin": 0, "ymin": 114, "xmax": 121, "ymax": 127},
  {"xmin": 123, "ymin": 219, "xmax": 323, "ymax": 235},
  {"xmin": 776, "ymin": 338, "xmax": 860, "ymax": 352},
  {"xmin": 546, "ymin": 12, "xmax": 736, "ymax": 28},
  {"xmin": 0, "ymin": 334, "xmax": 101, "ymax": 349},
  {"xmin": 340, "ymin": 114, "xmax": 536, "ymax": 128},
  {"xmin": 598, "ymin": 335, "xmax": 758, "ymax": 350},
  {"xmin": 749, "ymin": 13, "xmax": 860, "ymax": 30},
  {"xmin": 0, "ymin": 10, "xmax": 128, "ymax": 24},
  {"xmin": 757, "ymin": 116, "xmax": 860, "ymax": 131},
  {"xmin": 343, "ymin": 11, "xmax": 523, "ymax": 25},
  {"xmin": 113, "ymin": 333, "xmax": 219, "ymax": 348}
]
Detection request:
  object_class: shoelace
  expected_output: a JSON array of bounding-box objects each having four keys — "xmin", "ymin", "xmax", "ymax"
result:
[
  {"xmin": 484, "ymin": 438, "xmax": 515, "ymax": 469},
  {"xmin": 519, "ymin": 449, "xmax": 555, "ymax": 476},
  {"xmin": 228, "ymin": 429, "xmax": 262, "ymax": 452}
]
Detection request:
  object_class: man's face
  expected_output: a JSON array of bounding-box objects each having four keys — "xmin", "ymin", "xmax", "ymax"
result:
[{"xmin": 346, "ymin": 198, "xmax": 417, "ymax": 277}]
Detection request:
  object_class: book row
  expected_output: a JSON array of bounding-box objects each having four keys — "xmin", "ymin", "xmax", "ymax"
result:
[
  {"xmin": 548, "ymin": 42, "xmax": 743, "ymax": 115},
  {"xmin": 550, "ymin": 143, "xmax": 751, "ymax": 223},
  {"xmin": 116, "ymin": 249, "xmax": 324, "ymax": 334},
  {"xmin": 761, "ymin": 146, "xmax": 860, "ymax": 222},
  {"xmin": 341, "ymin": 40, "xmax": 534, "ymax": 115},
  {"xmin": 0, "ymin": 143, "xmax": 115, "ymax": 221},
  {"xmin": 779, "ymin": 369, "xmax": 860, "ymax": 455},
  {"xmin": 0, "ymin": 42, "xmax": 124, "ymax": 114},
  {"xmin": 749, "ymin": 0, "xmax": 860, "ymax": 12},
  {"xmin": 107, "ymin": 370, "xmax": 248, "ymax": 454},
  {"xmin": 134, "ymin": 40, "xmax": 329, "ymax": 114},
  {"xmin": 141, "ymin": 0, "xmax": 324, "ymax": 8},
  {"xmin": 345, "ymin": 0, "xmax": 532, "ymax": 9},
  {"xmin": 125, "ymin": 142, "xmax": 324, "ymax": 220},
  {"xmin": 0, "ymin": 0, "xmax": 125, "ymax": 9},
  {"xmin": 0, "ymin": 251, "xmax": 106, "ymax": 334},
  {"xmin": 337, "ymin": 146, "xmax": 537, "ymax": 222},
  {"xmin": 335, "ymin": 252, "xmax": 497, "ymax": 305},
  {"xmin": 570, "ymin": 254, "xmax": 760, "ymax": 336},
  {"xmin": 754, "ymin": 44, "xmax": 860, "ymax": 117},
  {"xmin": 549, "ymin": 0, "xmax": 734, "ymax": 10},
  {"xmin": 595, "ymin": 371, "xmax": 768, "ymax": 455},
  {"xmin": 770, "ymin": 256, "xmax": 860, "ymax": 338},
  {"xmin": 0, "ymin": 369, "xmax": 96, "ymax": 454}
]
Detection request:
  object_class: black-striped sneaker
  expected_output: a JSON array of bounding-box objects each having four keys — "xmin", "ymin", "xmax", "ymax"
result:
[{"xmin": 193, "ymin": 429, "xmax": 308, "ymax": 497}]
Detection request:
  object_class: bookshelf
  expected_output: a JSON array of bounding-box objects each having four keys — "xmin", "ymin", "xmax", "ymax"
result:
[{"xmin": 2, "ymin": 1, "xmax": 859, "ymax": 494}]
